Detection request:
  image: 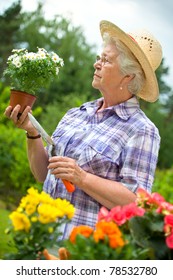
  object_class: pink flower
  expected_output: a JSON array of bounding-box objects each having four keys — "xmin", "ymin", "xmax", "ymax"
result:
[
  {"xmin": 136, "ymin": 188, "xmax": 151, "ymax": 208},
  {"xmin": 98, "ymin": 203, "xmax": 146, "ymax": 226},
  {"xmin": 123, "ymin": 203, "xmax": 145, "ymax": 220},
  {"xmin": 98, "ymin": 207, "xmax": 110, "ymax": 221},
  {"xmin": 164, "ymin": 215, "xmax": 173, "ymax": 227},
  {"xmin": 150, "ymin": 192, "xmax": 165, "ymax": 207},
  {"xmin": 166, "ymin": 233, "xmax": 173, "ymax": 249},
  {"xmin": 109, "ymin": 206, "xmax": 127, "ymax": 226},
  {"xmin": 164, "ymin": 215, "xmax": 173, "ymax": 237},
  {"xmin": 157, "ymin": 202, "xmax": 173, "ymax": 215}
]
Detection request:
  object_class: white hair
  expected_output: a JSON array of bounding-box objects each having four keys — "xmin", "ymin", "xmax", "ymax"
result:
[{"xmin": 102, "ymin": 33, "xmax": 145, "ymax": 96}]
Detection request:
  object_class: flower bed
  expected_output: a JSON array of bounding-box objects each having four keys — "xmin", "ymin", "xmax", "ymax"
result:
[
  {"xmin": 4, "ymin": 187, "xmax": 173, "ymax": 260},
  {"xmin": 64, "ymin": 188, "xmax": 173, "ymax": 260},
  {"xmin": 5, "ymin": 187, "xmax": 74, "ymax": 260}
]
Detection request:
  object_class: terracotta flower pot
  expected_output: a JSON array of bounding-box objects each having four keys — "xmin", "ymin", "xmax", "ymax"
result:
[{"xmin": 10, "ymin": 90, "xmax": 37, "ymax": 114}]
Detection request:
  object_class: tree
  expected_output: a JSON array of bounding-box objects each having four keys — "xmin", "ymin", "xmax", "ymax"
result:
[
  {"xmin": 139, "ymin": 58, "xmax": 173, "ymax": 168},
  {"xmin": 0, "ymin": 1, "xmax": 23, "ymax": 78}
]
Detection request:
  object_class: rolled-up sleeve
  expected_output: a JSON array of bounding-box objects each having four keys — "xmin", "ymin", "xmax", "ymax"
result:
[{"xmin": 119, "ymin": 125, "xmax": 160, "ymax": 193}]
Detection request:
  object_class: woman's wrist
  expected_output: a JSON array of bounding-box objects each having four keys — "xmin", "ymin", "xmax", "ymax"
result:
[{"xmin": 26, "ymin": 131, "xmax": 41, "ymax": 139}]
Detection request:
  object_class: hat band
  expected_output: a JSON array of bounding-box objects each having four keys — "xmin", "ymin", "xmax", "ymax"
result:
[{"xmin": 128, "ymin": 34, "xmax": 138, "ymax": 44}]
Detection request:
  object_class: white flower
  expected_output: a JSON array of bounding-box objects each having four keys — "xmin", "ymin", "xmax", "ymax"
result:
[
  {"xmin": 37, "ymin": 51, "xmax": 46, "ymax": 59},
  {"xmin": 12, "ymin": 48, "xmax": 27, "ymax": 53},
  {"xmin": 37, "ymin": 47, "xmax": 47, "ymax": 53},
  {"xmin": 12, "ymin": 57, "xmax": 22, "ymax": 68},
  {"xmin": 51, "ymin": 52, "xmax": 64, "ymax": 66},
  {"xmin": 55, "ymin": 67, "xmax": 59, "ymax": 75},
  {"xmin": 8, "ymin": 54, "xmax": 18, "ymax": 61},
  {"xmin": 52, "ymin": 53, "xmax": 60, "ymax": 62},
  {"xmin": 59, "ymin": 58, "xmax": 64, "ymax": 67},
  {"xmin": 4, "ymin": 46, "xmax": 64, "ymax": 95},
  {"xmin": 24, "ymin": 52, "xmax": 37, "ymax": 60}
]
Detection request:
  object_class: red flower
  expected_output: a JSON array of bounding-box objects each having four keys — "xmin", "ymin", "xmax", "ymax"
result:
[
  {"xmin": 123, "ymin": 203, "xmax": 145, "ymax": 220},
  {"xmin": 164, "ymin": 215, "xmax": 173, "ymax": 226},
  {"xmin": 164, "ymin": 214, "xmax": 173, "ymax": 235},
  {"xmin": 109, "ymin": 206, "xmax": 127, "ymax": 225},
  {"xmin": 164, "ymin": 215, "xmax": 173, "ymax": 250},
  {"xmin": 166, "ymin": 233, "xmax": 173, "ymax": 249}
]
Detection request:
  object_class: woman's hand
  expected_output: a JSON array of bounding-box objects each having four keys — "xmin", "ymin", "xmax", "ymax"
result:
[
  {"xmin": 48, "ymin": 156, "xmax": 86, "ymax": 187},
  {"xmin": 4, "ymin": 105, "xmax": 38, "ymax": 135}
]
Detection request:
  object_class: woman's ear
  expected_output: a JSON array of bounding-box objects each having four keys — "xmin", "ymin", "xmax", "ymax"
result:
[{"xmin": 122, "ymin": 74, "xmax": 135, "ymax": 85}]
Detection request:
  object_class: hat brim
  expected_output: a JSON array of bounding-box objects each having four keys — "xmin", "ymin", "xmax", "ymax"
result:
[{"xmin": 100, "ymin": 20, "xmax": 159, "ymax": 102}]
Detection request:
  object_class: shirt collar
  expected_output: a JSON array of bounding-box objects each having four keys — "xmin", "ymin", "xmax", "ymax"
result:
[
  {"xmin": 113, "ymin": 96, "xmax": 140, "ymax": 120},
  {"xmin": 80, "ymin": 96, "xmax": 140, "ymax": 120}
]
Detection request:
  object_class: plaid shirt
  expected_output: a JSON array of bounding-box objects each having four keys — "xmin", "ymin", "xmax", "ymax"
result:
[{"xmin": 43, "ymin": 96, "xmax": 160, "ymax": 239}]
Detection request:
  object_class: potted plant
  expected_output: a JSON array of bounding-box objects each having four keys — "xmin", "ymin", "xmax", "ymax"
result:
[
  {"xmin": 64, "ymin": 188, "xmax": 173, "ymax": 260},
  {"xmin": 46, "ymin": 188, "xmax": 173, "ymax": 260},
  {"xmin": 4, "ymin": 187, "xmax": 75, "ymax": 260},
  {"xmin": 3, "ymin": 47, "xmax": 64, "ymax": 113}
]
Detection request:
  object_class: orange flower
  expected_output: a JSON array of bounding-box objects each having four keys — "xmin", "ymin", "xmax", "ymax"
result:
[
  {"xmin": 109, "ymin": 234, "xmax": 125, "ymax": 248},
  {"xmin": 95, "ymin": 221, "xmax": 122, "ymax": 236},
  {"xmin": 70, "ymin": 225, "xmax": 93, "ymax": 243},
  {"xmin": 93, "ymin": 228, "xmax": 105, "ymax": 242},
  {"xmin": 93, "ymin": 221, "xmax": 125, "ymax": 249}
]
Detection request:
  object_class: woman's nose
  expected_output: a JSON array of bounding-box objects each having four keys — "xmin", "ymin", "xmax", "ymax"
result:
[{"xmin": 93, "ymin": 57, "xmax": 102, "ymax": 68}]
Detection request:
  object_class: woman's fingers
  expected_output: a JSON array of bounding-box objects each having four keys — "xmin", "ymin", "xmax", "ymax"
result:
[
  {"xmin": 48, "ymin": 156, "xmax": 84, "ymax": 185},
  {"xmin": 4, "ymin": 105, "xmax": 21, "ymax": 121},
  {"xmin": 15, "ymin": 106, "xmax": 31, "ymax": 126},
  {"xmin": 49, "ymin": 156, "xmax": 72, "ymax": 166},
  {"xmin": 4, "ymin": 105, "xmax": 13, "ymax": 118},
  {"xmin": 4, "ymin": 105, "xmax": 33, "ymax": 129},
  {"xmin": 48, "ymin": 156, "xmax": 77, "ymax": 192},
  {"xmin": 48, "ymin": 157, "xmax": 75, "ymax": 176}
]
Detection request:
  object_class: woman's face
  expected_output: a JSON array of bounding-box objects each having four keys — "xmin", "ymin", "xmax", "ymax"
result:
[{"xmin": 92, "ymin": 43, "xmax": 125, "ymax": 96}]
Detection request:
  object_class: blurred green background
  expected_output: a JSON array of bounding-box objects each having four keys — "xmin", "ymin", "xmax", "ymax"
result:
[{"xmin": 0, "ymin": 1, "xmax": 173, "ymax": 259}]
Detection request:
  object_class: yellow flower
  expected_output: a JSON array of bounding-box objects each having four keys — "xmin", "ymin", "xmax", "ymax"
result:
[
  {"xmin": 16, "ymin": 206, "xmax": 23, "ymax": 213},
  {"xmin": 9, "ymin": 211, "xmax": 31, "ymax": 232},
  {"xmin": 54, "ymin": 198, "xmax": 75, "ymax": 219},
  {"xmin": 27, "ymin": 187, "xmax": 39, "ymax": 196},
  {"xmin": 19, "ymin": 187, "xmax": 40, "ymax": 210},
  {"xmin": 31, "ymin": 216, "xmax": 38, "ymax": 222},
  {"xmin": 39, "ymin": 191, "xmax": 55, "ymax": 205},
  {"xmin": 6, "ymin": 187, "xmax": 74, "ymax": 260},
  {"xmin": 25, "ymin": 204, "xmax": 37, "ymax": 216},
  {"xmin": 19, "ymin": 196, "xmax": 28, "ymax": 209},
  {"xmin": 37, "ymin": 204, "xmax": 61, "ymax": 224}
]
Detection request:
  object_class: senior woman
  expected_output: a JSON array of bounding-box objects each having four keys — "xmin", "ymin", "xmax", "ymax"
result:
[{"xmin": 4, "ymin": 20, "xmax": 162, "ymax": 239}]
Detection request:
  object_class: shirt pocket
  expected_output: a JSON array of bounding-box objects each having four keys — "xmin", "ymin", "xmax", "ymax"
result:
[{"xmin": 78, "ymin": 139, "xmax": 121, "ymax": 179}]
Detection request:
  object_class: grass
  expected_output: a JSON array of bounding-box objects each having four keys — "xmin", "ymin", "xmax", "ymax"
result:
[{"xmin": 0, "ymin": 208, "xmax": 16, "ymax": 259}]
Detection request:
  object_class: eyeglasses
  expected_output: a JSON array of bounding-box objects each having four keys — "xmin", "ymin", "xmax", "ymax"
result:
[{"xmin": 96, "ymin": 55, "xmax": 110, "ymax": 65}]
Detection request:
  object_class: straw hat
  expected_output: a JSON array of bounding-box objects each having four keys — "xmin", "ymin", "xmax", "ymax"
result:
[{"xmin": 100, "ymin": 20, "xmax": 163, "ymax": 102}]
